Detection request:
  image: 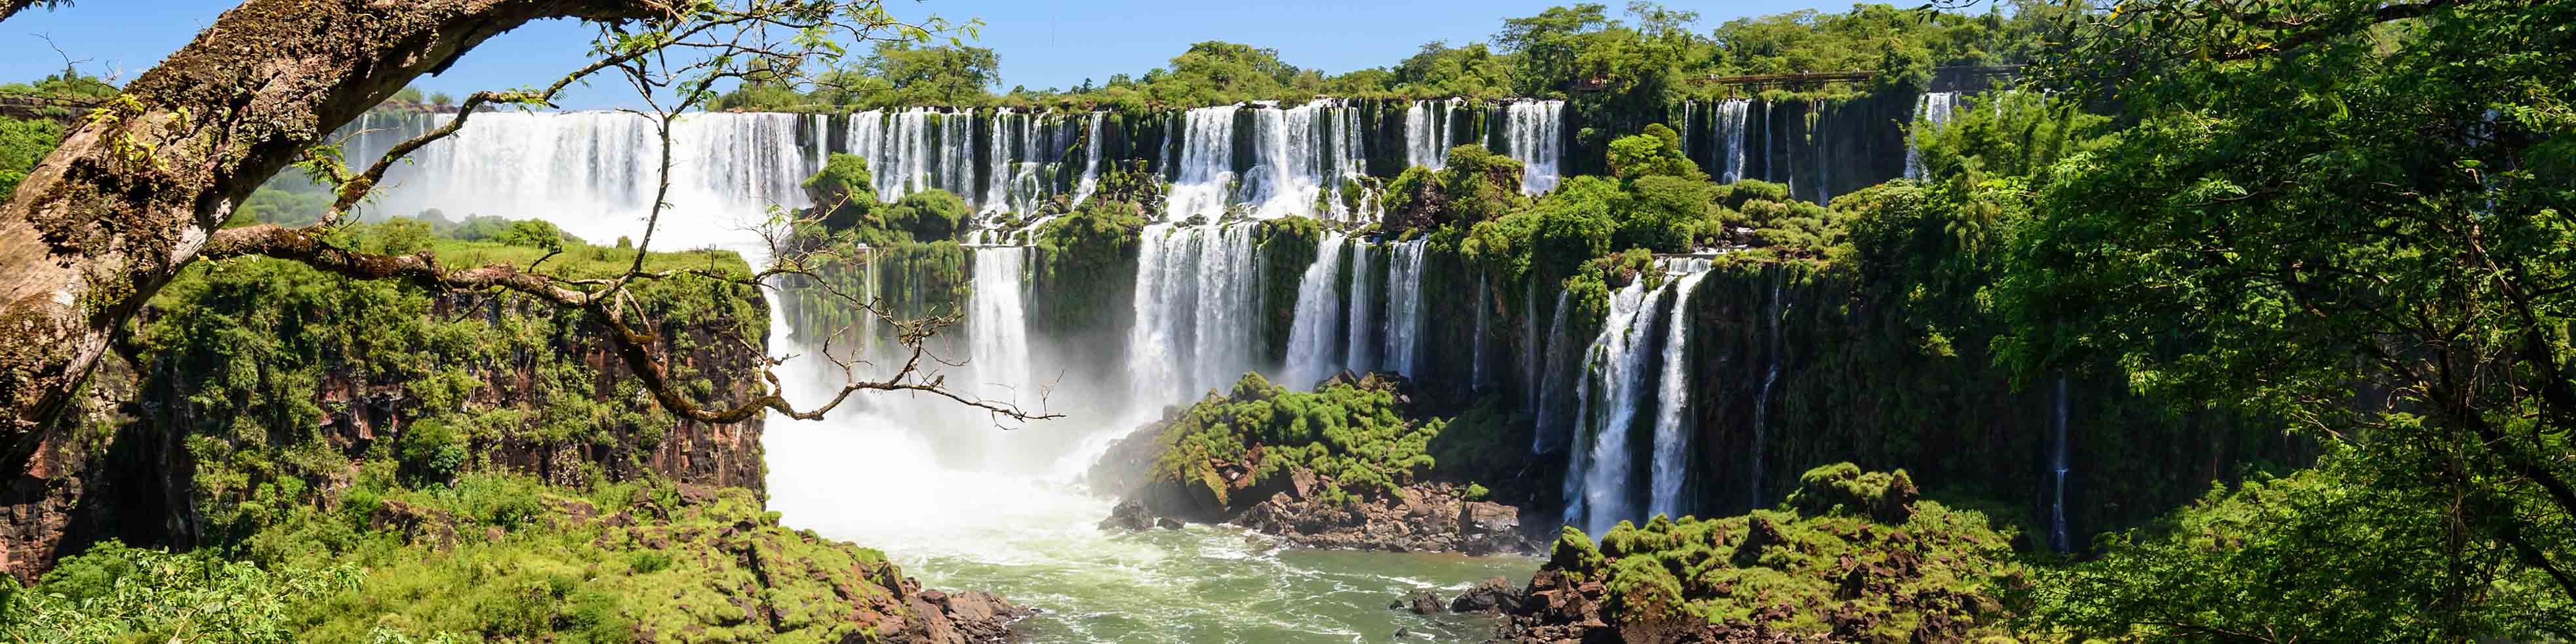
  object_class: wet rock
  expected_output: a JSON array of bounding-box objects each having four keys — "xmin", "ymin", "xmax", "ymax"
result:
[
  {"xmin": 1457, "ymin": 501, "xmax": 1523, "ymax": 555},
  {"xmin": 1449, "ymin": 576, "xmax": 1521, "ymax": 613},
  {"xmin": 1098, "ymin": 498, "xmax": 1155, "ymax": 531},
  {"xmin": 1391, "ymin": 588, "xmax": 1446, "ymax": 614},
  {"xmin": 1156, "ymin": 517, "xmax": 1184, "ymax": 530}
]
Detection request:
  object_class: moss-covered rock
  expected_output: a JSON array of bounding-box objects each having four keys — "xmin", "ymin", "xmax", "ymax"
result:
[{"xmin": 1498, "ymin": 463, "xmax": 2025, "ymax": 643}]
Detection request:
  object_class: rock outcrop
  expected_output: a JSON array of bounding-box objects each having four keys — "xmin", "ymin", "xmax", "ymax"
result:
[
  {"xmin": 1485, "ymin": 464, "xmax": 2024, "ymax": 643},
  {"xmin": 1085, "ymin": 372, "xmax": 1543, "ymax": 555}
]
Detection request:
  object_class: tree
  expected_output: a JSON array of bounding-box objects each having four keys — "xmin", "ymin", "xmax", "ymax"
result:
[
  {"xmin": 1998, "ymin": 0, "xmax": 2576, "ymax": 636},
  {"xmin": 862, "ymin": 40, "xmax": 1000, "ymax": 106},
  {"xmin": 0, "ymin": 1, "xmax": 1053, "ymax": 483}
]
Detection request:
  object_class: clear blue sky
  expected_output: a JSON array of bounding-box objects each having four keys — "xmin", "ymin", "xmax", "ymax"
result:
[{"xmin": 1, "ymin": 0, "xmax": 1820, "ymax": 110}]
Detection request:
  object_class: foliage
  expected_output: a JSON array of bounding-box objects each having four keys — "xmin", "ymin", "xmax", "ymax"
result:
[
  {"xmin": 881, "ymin": 189, "xmax": 971, "ymax": 242},
  {"xmin": 140, "ymin": 224, "xmax": 756, "ymax": 545},
  {"xmin": 1992, "ymin": 0, "xmax": 2576, "ymax": 634},
  {"xmin": 1032, "ymin": 197, "xmax": 1147, "ymax": 333},
  {"xmin": 1146, "ymin": 372, "xmax": 1451, "ymax": 506},
  {"xmin": 0, "ymin": 542, "xmax": 359, "ymax": 644},
  {"xmin": 1384, "ymin": 144, "xmax": 1528, "ymax": 233},
  {"xmin": 1543, "ymin": 463, "xmax": 2023, "ymax": 641},
  {"xmin": 802, "ymin": 152, "xmax": 878, "ymax": 231},
  {"xmin": 2028, "ymin": 447, "xmax": 2576, "ymax": 641},
  {"xmin": 0, "ymin": 116, "xmax": 64, "ymax": 197}
]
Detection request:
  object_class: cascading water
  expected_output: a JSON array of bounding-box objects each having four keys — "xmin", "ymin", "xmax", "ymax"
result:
[
  {"xmin": 1381, "ymin": 238, "xmax": 1432, "ymax": 376},
  {"xmin": 847, "ymin": 108, "xmax": 979, "ymax": 202},
  {"xmin": 969, "ymin": 247, "xmax": 1038, "ymax": 468},
  {"xmin": 1750, "ymin": 267, "xmax": 1786, "ymax": 504},
  {"xmin": 1566, "ymin": 258, "xmax": 1716, "ymax": 533},
  {"xmin": 1404, "ymin": 98, "xmax": 1463, "ymax": 170},
  {"xmin": 1068, "ymin": 111, "xmax": 1107, "ymax": 208},
  {"xmin": 1471, "ymin": 274, "xmax": 1489, "ymax": 392},
  {"xmin": 341, "ymin": 110, "xmax": 809, "ymax": 249},
  {"xmin": 1531, "ymin": 289, "xmax": 1573, "ymax": 453},
  {"xmin": 1714, "ymin": 99, "xmax": 1752, "ymax": 184},
  {"xmin": 1646, "ymin": 260, "xmax": 1713, "ymax": 519},
  {"xmin": 1163, "ymin": 106, "xmax": 1241, "ymax": 222},
  {"xmin": 1567, "ymin": 279, "xmax": 1656, "ymax": 534},
  {"xmin": 1497, "ymin": 100, "xmax": 1565, "ymax": 194},
  {"xmin": 1126, "ymin": 224, "xmax": 1265, "ymax": 399},
  {"xmin": 1281, "ymin": 233, "xmax": 1350, "ymax": 388},
  {"xmin": 1343, "ymin": 241, "xmax": 1379, "ymax": 373},
  {"xmin": 1163, "ymin": 101, "xmax": 1373, "ymax": 223},
  {"xmin": 1903, "ymin": 92, "xmax": 1958, "ymax": 180}
]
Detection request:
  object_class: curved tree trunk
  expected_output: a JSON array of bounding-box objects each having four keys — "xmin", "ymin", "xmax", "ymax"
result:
[{"xmin": 0, "ymin": 0, "xmax": 654, "ymax": 483}]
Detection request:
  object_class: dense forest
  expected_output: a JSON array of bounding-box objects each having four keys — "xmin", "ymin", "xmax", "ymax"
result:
[{"xmin": 1, "ymin": 0, "xmax": 2571, "ymax": 642}]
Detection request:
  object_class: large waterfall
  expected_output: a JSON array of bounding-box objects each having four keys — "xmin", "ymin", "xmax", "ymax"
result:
[
  {"xmin": 1163, "ymin": 100, "xmax": 1374, "ymax": 222},
  {"xmin": 1281, "ymin": 233, "xmax": 1351, "ymax": 388},
  {"xmin": 1497, "ymin": 100, "xmax": 1565, "ymax": 194},
  {"xmin": 1127, "ymin": 224, "xmax": 1265, "ymax": 400},
  {"xmin": 340, "ymin": 111, "xmax": 813, "ymax": 247},
  {"xmin": 1565, "ymin": 259, "xmax": 1715, "ymax": 534}
]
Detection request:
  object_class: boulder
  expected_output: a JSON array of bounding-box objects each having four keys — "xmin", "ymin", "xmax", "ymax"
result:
[
  {"xmin": 1390, "ymin": 588, "xmax": 1446, "ymax": 614},
  {"xmin": 1449, "ymin": 576, "xmax": 1521, "ymax": 613},
  {"xmin": 1457, "ymin": 500, "xmax": 1522, "ymax": 555}
]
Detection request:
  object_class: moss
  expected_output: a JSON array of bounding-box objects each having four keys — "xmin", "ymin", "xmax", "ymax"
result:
[
  {"xmin": 1544, "ymin": 464, "xmax": 2025, "ymax": 641},
  {"xmin": 1144, "ymin": 372, "xmax": 1445, "ymax": 504}
]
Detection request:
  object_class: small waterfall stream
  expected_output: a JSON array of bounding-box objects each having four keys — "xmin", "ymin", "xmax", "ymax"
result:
[
  {"xmin": 2051, "ymin": 374, "xmax": 2073, "ymax": 552},
  {"xmin": 1904, "ymin": 92, "xmax": 1958, "ymax": 180},
  {"xmin": 1497, "ymin": 100, "xmax": 1565, "ymax": 194},
  {"xmin": 1647, "ymin": 260, "xmax": 1712, "ymax": 519},
  {"xmin": 1343, "ymin": 241, "xmax": 1379, "ymax": 374},
  {"xmin": 1382, "ymin": 238, "xmax": 1432, "ymax": 376}
]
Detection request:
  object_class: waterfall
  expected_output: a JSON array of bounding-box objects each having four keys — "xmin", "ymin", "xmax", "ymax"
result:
[
  {"xmin": 1403, "ymin": 98, "xmax": 1462, "ymax": 170},
  {"xmin": 1127, "ymin": 224, "xmax": 1199, "ymax": 401},
  {"xmin": 1068, "ymin": 111, "xmax": 1106, "ymax": 208},
  {"xmin": 1343, "ymin": 241, "xmax": 1378, "ymax": 374},
  {"xmin": 1532, "ymin": 289, "xmax": 1573, "ymax": 453},
  {"xmin": 1902, "ymin": 92, "xmax": 1958, "ymax": 180},
  {"xmin": 1715, "ymin": 99, "xmax": 1751, "ymax": 184},
  {"xmin": 1814, "ymin": 100, "xmax": 1834, "ymax": 207},
  {"xmin": 1497, "ymin": 100, "xmax": 1565, "ymax": 194},
  {"xmin": 1521, "ymin": 279, "xmax": 1542, "ymax": 414},
  {"xmin": 1647, "ymin": 261, "xmax": 1713, "ymax": 519},
  {"xmin": 2051, "ymin": 375, "xmax": 2073, "ymax": 553},
  {"xmin": 1125, "ymin": 224, "xmax": 1266, "ymax": 401},
  {"xmin": 1750, "ymin": 268, "xmax": 1785, "ymax": 503},
  {"xmin": 1471, "ymin": 274, "xmax": 1489, "ymax": 392},
  {"xmin": 845, "ymin": 108, "xmax": 980, "ymax": 203},
  {"xmin": 1163, "ymin": 101, "xmax": 1373, "ymax": 223},
  {"xmin": 968, "ymin": 247, "xmax": 1036, "ymax": 466},
  {"xmin": 1380, "ymin": 237, "xmax": 1432, "ymax": 376},
  {"xmin": 1163, "ymin": 106, "xmax": 1241, "ymax": 222},
  {"xmin": 1568, "ymin": 279, "xmax": 1657, "ymax": 534},
  {"xmin": 1281, "ymin": 233, "xmax": 1350, "ymax": 388},
  {"xmin": 340, "ymin": 111, "xmax": 807, "ymax": 247},
  {"xmin": 807, "ymin": 113, "xmax": 830, "ymax": 180}
]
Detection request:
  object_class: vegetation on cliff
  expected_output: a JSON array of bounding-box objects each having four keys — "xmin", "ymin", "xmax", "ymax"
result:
[
  {"xmin": 1509, "ymin": 464, "xmax": 2021, "ymax": 642},
  {"xmin": 0, "ymin": 221, "xmax": 1019, "ymax": 641},
  {"xmin": 1146, "ymin": 372, "xmax": 1447, "ymax": 506}
]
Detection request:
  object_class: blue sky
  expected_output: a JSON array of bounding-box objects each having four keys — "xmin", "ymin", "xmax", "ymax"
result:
[{"xmin": 2, "ymin": 0, "xmax": 1821, "ymax": 110}]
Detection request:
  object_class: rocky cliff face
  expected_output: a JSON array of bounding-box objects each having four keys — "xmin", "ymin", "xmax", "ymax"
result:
[{"xmin": 0, "ymin": 262, "xmax": 771, "ymax": 582}]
